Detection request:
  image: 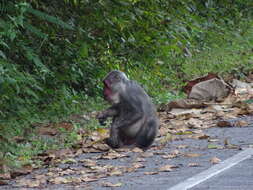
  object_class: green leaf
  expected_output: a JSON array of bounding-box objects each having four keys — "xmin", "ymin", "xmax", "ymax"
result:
[
  {"xmin": 79, "ymin": 43, "xmax": 89, "ymax": 58},
  {"xmin": 24, "ymin": 22, "xmax": 48, "ymax": 39},
  {"xmin": 27, "ymin": 7, "xmax": 73, "ymax": 30}
]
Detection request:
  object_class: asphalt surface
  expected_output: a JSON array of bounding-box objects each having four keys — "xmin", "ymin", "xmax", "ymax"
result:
[
  {"xmin": 2, "ymin": 116, "xmax": 253, "ymax": 190},
  {"xmin": 191, "ymin": 157, "xmax": 253, "ymax": 190}
]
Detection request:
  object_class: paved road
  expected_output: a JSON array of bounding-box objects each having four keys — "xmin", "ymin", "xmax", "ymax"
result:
[
  {"xmin": 2, "ymin": 116, "xmax": 253, "ymax": 190},
  {"xmin": 192, "ymin": 157, "xmax": 253, "ymax": 190}
]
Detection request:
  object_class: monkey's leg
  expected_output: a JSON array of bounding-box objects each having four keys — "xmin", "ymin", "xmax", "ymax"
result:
[
  {"xmin": 105, "ymin": 122, "xmax": 123, "ymax": 148},
  {"xmin": 135, "ymin": 120, "xmax": 157, "ymax": 149}
]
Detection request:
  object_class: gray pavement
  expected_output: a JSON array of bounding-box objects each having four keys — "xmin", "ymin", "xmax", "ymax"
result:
[{"xmin": 1, "ymin": 116, "xmax": 253, "ymax": 190}]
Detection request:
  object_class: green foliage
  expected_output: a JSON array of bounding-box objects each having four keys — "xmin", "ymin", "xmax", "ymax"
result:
[{"xmin": 0, "ymin": 0, "xmax": 253, "ymax": 169}]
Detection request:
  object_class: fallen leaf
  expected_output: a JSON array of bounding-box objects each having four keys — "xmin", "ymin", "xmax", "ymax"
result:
[
  {"xmin": 184, "ymin": 153, "xmax": 202, "ymax": 158},
  {"xmin": 175, "ymin": 131, "xmax": 193, "ymax": 135},
  {"xmin": 196, "ymin": 134, "xmax": 210, "ymax": 140},
  {"xmin": 92, "ymin": 143, "xmax": 110, "ymax": 151},
  {"xmin": 210, "ymin": 157, "xmax": 221, "ymax": 164},
  {"xmin": 188, "ymin": 163, "xmax": 200, "ymax": 167},
  {"xmin": 100, "ymin": 150, "xmax": 128, "ymax": 160},
  {"xmin": 81, "ymin": 176, "xmax": 99, "ymax": 182},
  {"xmin": 165, "ymin": 99, "xmax": 206, "ymax": 110},
  {"xmin": 61, "ymin": 158, "xmax": 77, "ymax": 164},
  {"xmin": 132, "ymin": 147, "xmax": 143, "ymax": 153},
  {"xmin": 134, "ymin": 157, "xmax": 146, "ymax": 162},
  {"xmin": 11, "ymin": 165, "xmax": 33, "ymax": 178},
  {"xmin": 159, "ymin": 165, "xmax": 178, "ymax": 172},
  {"xmin": 49, "ymin": 177, "xmax": 70, "ymax": 184},
  {"xmin": 80, "ymin": 159, "xmax": 97, "ymax": 167},
  {"xmin": 144, "ymin": 171, "xmax": 159, "ymax": 175},
  {"xmin": 162, "ymin": 154, "xmax": 178, "ymax": 159},
  {"xmin": 140, "ymin": 152, "xmax": 154, "ymax": 158},
  {"xmin": 59, "ymin": 169, "xmax": 75, "ymax": 176},
  {"xmin": 37, "ymin": 126, "xmax": 58, "ymax": 136},
  {"xmin": 132, "ymin": 163, "xmax": 145, "ymax": 169},
  {"xmin": 0, "ymin": 180, "xmax": 8, "ymax": 185},
  {"xmin": 234, "ymin": 120, "xmax": 248, "ymax": 127},
  {"xmin": 160, "ymin": 133, "xmax": 174, "ymax": 144},
  {"xmin": 12, "ymin": 136, "xmax": 26, "ymax": 143},
  {"xmin": 16, "ymin": 179, "xmax": 40, "ymax": 187},
  {"xmin": 176, "ymin": 145, "xmax": 189, "ymax": 149},
  {"xmin": 217, "ymin": 120, "xmax": 233, "ymax": 127},
  {"xmin": 208, "ymin": 138, "xmax": 219, "ymax": 142},
  {"xmin": 0, "ymin": 172, "xmax": 11, "ymax": 180},
  {"xmin": 107, "ymin": 169, "xmax": 123, "ymax": 176},
  {"xmin": 183, "ymin": 73, "xmax": 218, "ymax": 94},
  {"xmin": 102, "ymin": 182, "xmax": 123, "ymax": 187},
  {"xmin": 207, "ymin": 144, "xmax": 222, "ymax": 149}
]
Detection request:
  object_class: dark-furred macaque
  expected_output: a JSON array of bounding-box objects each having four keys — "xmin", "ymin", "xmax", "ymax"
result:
[{"xmin": 97, "ymin": 70, "xmax": 159, "ymax": 149}]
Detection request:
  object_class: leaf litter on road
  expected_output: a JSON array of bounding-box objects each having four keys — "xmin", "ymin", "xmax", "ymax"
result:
[{"xmin": 4, "ymin": 76, "xmax": 253, "ymax": 189}]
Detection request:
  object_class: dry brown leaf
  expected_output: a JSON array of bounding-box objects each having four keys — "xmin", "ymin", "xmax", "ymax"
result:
[
  {"xmin": 92, "ymin": 143, "xmax": 110, "ymax": 151},
  {"xmin": 224, "ymin": 139, "xmax": 240, "ymax": 149},
  {"xmin": 188, "ymin": 163, "xmax": 200, "ymax": 167},
  {"xmin": 59, "ymin": 169, "xmax": 75, "ymax": 176},
  {"xmin": 102, "ymin": 182, "xmax": 123, "ymax": 187},
  {"xmin": 134, "ymin": 157, "xmax": 146, "ymax": 162},
  {"xmin": 0, "ymin": 172, "xmax": 11, "ymax": 180},
  {"xmin": 49, "ymin": 177, "xmax": 70, "ymax": 184},
  {"xmin": 80, "ymin": 159, "xmax": 97, "ymax": 167},
  {"xmin": 234, "ymin": 120, "xmax": 248, "ymax": 127},
  {"xmin": 194, "ymin": 134, "xmax": 210, "ymax": 140},
  {"xmin": 162, "ymin": 154, "xmax": 177, "ymax": 159},
  {"xmin": 37, "ymin": 125, "xmax": 58, "ymax": 136},
  {"xmin": 184, "ymin": 153, "xmax": 202, "ymax": 158},
  {"xmin": 46, "ymin": 172, "xmax": 56, "ymax": 177},
  {"xmin": 140, "ymin": 152, "xmax": 154, "ymax": 158},
  {"xmin": 132, "ymin": 147, "xmax": 143, "ymax": 153},
  {"xmin": 186, "ymin": 118, "xmax": 205, "ymax": 129},
  {"xmin": 100, "ymin": 151, "xmax": 128, "ymax": 160},
  {"xmin": 0, "ymin": 180, "xmax": 8, "ymax": 185},
  {"xmin": 144, "ymin": 171, "xmax": 159, "ymax": 175},
  {"xmin": 210, "ymin": 157, "xmax": 221, "ymax": 164},
  {"xmin": 12, "ymin": 136, "xmax": 26, "ymax": 143},
  {"xmin": 165, "ymin": 99, "xmax": 206, "ymax": 110},
  {"xmin": 217, "ymin": 120, "xmax": 233, "ymax": 127},
  {"xmin": 107, "ymin": 169, "xmax": 123, "ymax": 176},
  {"xmin": 176, "ymin": 145, "xmax": 189, "ymax": 149},
  {"xmin": 81, "ymin": 176, "xmax": 99, "ymax": 182},
  {"xmin": 159, "ymin": 165, "xmax": 178, "ymax": 172},
  {"xmin": 159, "ymin": 126, "xmax": 170, "ymax": 136},
  {"xmin": 70, "ymin": 177, "xmax": 82, "ymax": 184},
  {"xmin": 132, "ymin": 163, "xmax": 145, "ymax": 169},
  {"xmin": 16, "ymin": 179, "xmax": 40, "ymax": 187},
  {"xmin": 11, "ymin": 165, "xmax": 33, "ymax": 178},
  {"xmin": 183, "ymin": 73, "xmax": 219, "ymax": 94},
  {"xmin": 124, "ymin": 167, "xmax": 136, "ymax": 173}
]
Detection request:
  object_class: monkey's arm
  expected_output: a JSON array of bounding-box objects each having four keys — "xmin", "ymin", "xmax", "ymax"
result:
[{"xmin": 97, "ymin": 106, "xmax": 118, "ymax": 125}]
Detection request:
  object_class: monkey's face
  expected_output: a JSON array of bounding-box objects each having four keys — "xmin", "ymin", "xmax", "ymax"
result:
[
  {"xmin": 102, "ymin": 71, "xmax": 126, "ymax": 104},
  {"xmin": 103, "ymin": 79, "xmax": 120, "ymax": 104}
]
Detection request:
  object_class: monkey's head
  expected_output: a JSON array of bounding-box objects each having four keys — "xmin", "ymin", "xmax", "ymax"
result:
[{"xmin": 102, "ymin": 70, "xmax": 128, "ymax": 104}]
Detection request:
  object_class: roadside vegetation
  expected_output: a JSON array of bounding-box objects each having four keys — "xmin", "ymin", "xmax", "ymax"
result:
[{"xmin": 0, "ymin": 0, "xmax": 252, "ymax": 170}]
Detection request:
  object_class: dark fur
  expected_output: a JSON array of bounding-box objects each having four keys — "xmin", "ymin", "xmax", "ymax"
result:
[{"xmin": 97, "ymin": 70, "xmax": 159, "ymax": 149}]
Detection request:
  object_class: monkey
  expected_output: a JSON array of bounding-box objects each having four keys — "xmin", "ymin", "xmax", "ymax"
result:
[{"xmin": 97, "ymin": 70, "xmax": 159, "ymax": 149}]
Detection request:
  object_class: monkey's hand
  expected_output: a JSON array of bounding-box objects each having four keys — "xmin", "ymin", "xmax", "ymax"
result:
[{"xmin": 96, "ymin": 112, "xmax": 107, "ymax": 126}]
